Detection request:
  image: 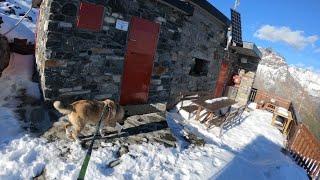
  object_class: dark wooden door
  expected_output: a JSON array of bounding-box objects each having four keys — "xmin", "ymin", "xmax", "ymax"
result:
[
  {"xmin": 120, "ymin": 17, "xmax": 160, "ymax": 105},
  {"xmin": 214, "ymin": 62, "xmax": 229, "ymax": 97}
]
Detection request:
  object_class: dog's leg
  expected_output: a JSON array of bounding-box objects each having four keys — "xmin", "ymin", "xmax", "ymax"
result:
[
  {"xmin": 65, "ymin": 122, "xmax": 72, "ymax": 138},
  {"xmin": 99, "ymin": 123, "xmax": 106, "ymax": 137},
  {"xmin": 72, "ymin": 126, "xmax": 81, "ymax": 143},
  {"xmin": 115, "ymin": 122, "xmax": 123, "ymax": 135}
]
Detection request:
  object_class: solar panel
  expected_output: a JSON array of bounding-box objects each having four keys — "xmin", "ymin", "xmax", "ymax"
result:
[{"xmin": 231, "ymin": 9, "xmax": 242, "ymax": 45}]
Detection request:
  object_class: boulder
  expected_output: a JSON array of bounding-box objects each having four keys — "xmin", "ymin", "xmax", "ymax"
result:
[{"xmin": 0, "ymin": 36, "xmax": 10, "ymax": 76}]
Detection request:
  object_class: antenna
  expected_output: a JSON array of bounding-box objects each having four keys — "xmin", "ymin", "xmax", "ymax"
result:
[{"xmin": 234, "ymin": 0, "xmax": 240, "ymax": 10}]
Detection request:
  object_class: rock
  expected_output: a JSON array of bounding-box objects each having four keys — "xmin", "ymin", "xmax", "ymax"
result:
[
  {"xmin": 50, "ymin": 2, "xmax": 61, "ymax": 14},
  {"xmin": 155, "ymin": 137, "xmax": 176, "ymax": 148},
  {"xmin": 117, "ymin": 145, "xmax": 129, "ymax": 157},
  {"xmin": 62, "ymin": 3, "xmax": 77, "ymax": 16},
  {"xmin": 30, "ymin": 106, "xmax": 51, "ymax": 132},
  {"xmin": 33, "ymin": 167, "xmax": 46, "ymax": 180},
  {"xmin": 58, "ymin": 22, "xmax": 72, "ymax": 28},
  {"xmin": 108, "ymin": 159, "xmax": 122, "ymax": 168},
  {"xmin": 183, "ymin": 130, "xmax": 206, "ymax": 146},
  {"xmin": 155, "ymin": 17, "xmax": 166, "ymax": 24},
  {"xmin": 152, "ymin": 67, "xmax": 168, "ymax": 76},
  {"xmin": 100, "ymin": 83, "xmax": 118, "ymax": 94},
  {"xmin": 104, "ymin": 17, "xmax": 116, "ymax": 24},
  {"xmin": 0, "ymin": 36, "xmax": 10, "ymax": 76},
  {"xmin": 14, "ymin": 108, "xmax": 26, "ymax": 120},
  {"xmin": 161, "ymin": 133, "xmax": 176, "ymax": 141}
]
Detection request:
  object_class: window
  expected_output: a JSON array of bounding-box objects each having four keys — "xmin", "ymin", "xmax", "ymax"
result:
[{"xmin": 189, "ymin": 58, "xmax": 209, "ymax": 76}]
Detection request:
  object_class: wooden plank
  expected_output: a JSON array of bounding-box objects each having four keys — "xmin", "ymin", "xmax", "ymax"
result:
[
  {"xmin": 300, "ymin": 140, "xmax": 310, "ymax": 157},
  {"xmin": 289, "ymin": 124, "xmax": 302, "ymax": 151},
  {"xmin": 302, "ymin": 125, "xmax": 320, "ymax": 150},
  {"xmin": 298, "ymin": 146, "xmax": 307, "ymax": 165},
  {"xmin": 309, "ymin": 160, "xmax": 317, "ymax": 173},
  {"xmin": 192, "ymin": 98, "xmax": 237, "ymax": 113},
  {"xmin": 301, "ymin": 149, "xmax": 310, "ymax": 168},
  {"xmin": 305, "ymin": 148, "xmax": 313, "ymax": 165},
  {"xmin": 295, "ymin": 134, "xmax": 305, "ymax": 153},
  {"xmin": 313, "ymin": 166, "xmax": 320, "ymax": 179},
  {"xmin": 291, "ymin": 133, "xmax": 302, "ymax": 153},
  {"xmin": 305, "ymin": 157, "xmax": 312, "ymax": 170},
  {"xmin": 311, "ymin": 161, "xmax": 319, "ymax": 178},
  {"xmin": 307, "ymin": 158, "xmax": 315, "ymax": 170},
  {"xmin": 195, "ymin": 106, "xmax": 202, "ymax": 120}
]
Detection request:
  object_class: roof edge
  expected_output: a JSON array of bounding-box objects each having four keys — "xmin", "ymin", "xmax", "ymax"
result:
[{"xmin": 187, "ymin": 0, "xmax": 231, "ymax": 26}]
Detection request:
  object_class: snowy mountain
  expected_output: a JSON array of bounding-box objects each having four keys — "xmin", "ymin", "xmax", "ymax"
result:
[
  {"xmin": 254, "ymin": 47, "xmax": 320, "ymax": 140},
  {"xmin": 288, "ymin": 66, "xmax": 320, "ymax": 97}
]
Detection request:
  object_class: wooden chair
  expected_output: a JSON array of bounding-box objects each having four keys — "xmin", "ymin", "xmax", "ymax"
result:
[
  {"xmin": 218, "ymin": 110, "xmax": 238, "ymax": 137},
  {"xmin": 206, "ymin": 109, "xmax": 237, "ymax": 129},
  {"xmin": 206, "ymin": 105, "xmax": 246, "ymax": 137},
  {"xmin": 234, "ymin": 105, "xmax": 246, "ymax": 123}
]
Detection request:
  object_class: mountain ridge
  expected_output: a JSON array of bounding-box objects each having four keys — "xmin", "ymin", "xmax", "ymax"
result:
[{"xmin": 254, "ymin": 47, "xmax": 320, "ymax": 140}]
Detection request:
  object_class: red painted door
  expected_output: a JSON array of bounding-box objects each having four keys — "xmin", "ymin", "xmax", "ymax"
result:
[
  {"xmin": 213, "ymin": 62, "xmax": 229, "ymax": 97},
  {"xmin": 120, "ymin": 17, "xmax": 160, "ymax": 105}
]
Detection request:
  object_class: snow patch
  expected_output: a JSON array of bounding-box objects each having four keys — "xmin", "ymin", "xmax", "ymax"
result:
[
  {"xmin": 205, "ymin": 97, "xmax": 228, "ymax": 104},
  {"xmin": 0, "ymin": 0, "xmax": 38, "ymax": 43}
]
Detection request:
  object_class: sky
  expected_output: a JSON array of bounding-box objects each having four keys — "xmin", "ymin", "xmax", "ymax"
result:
[{"xmin": 209, "ymin": 0, "xmax": 320, "ymax": 73}]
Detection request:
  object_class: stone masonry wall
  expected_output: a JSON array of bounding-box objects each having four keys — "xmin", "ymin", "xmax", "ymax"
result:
[
  {"xmin": 36, "ymin": 0, "xmax": 231, "ymax": 106},
  {"xmin": 168, "ymin": 7, "xmax": 230, "ymax": 106},
  {"xmin": 234, "ymin": 57, "xmax": 260, "ymax": 106}
]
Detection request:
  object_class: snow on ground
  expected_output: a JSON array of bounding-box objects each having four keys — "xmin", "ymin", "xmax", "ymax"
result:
[
  {"xmin": 0, "ymin": 67, "xmax": 309, "ymax": 180},
  {"xmin": 0, "ymin": 48, "xmax": 309, "ymax": 180},
  {"xmin": 0, "ymin": 53, "xmax": 39, "ymax": 145},
  {"xmin": 0, "ymin": 0, "xmax": 38, "ymax": 43},
  {"xmin": 167, "ymin": 102, "xmax": 308, "ymax": 179}
]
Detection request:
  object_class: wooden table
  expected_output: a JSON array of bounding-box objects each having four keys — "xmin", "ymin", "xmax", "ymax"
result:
[
  {"xmin": 271, "ymin": 107, "xmax": 293, "ymax": 135},
  {"xmin": 262, "ymin": 102, "xmax": 277, "ymax": 112},
  {"xmin": 192, "ymin": 98, "xmax": 237, "ymax": 123}
]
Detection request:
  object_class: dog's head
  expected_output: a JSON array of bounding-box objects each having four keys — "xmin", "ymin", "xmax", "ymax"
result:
[
  {"xmin": 103, "ymin": 99, "xmax": 117, "ymax": 116},
  {"xmin": 103, "ymin": 99, "xmax": 115, "ymax": 108}
]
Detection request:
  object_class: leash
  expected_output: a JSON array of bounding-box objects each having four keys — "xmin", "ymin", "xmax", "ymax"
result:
[
  {"xmin": 77, "ymin": 104, "xmax": 111, "ymax": 180},
  {"xmin": 2, "ymin": 3, "xmax": 33, "ymax": 36}
]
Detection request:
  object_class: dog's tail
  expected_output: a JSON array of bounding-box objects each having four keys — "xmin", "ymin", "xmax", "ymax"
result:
[{"xmin": 53, "ymin": 101, "xmax": 73, "ymax": 115}]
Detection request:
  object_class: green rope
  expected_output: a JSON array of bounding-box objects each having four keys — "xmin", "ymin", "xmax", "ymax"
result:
[{"xmin": 77, "ymin": 105, "xmax": 110, "ymax": 180}]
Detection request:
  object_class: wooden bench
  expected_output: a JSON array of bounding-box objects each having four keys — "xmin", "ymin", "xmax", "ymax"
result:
[{"xmin": 178, "ymin": 91, "xmax": 211, "ymax": 120}]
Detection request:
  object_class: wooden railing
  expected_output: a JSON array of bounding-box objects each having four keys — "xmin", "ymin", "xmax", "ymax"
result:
[
  {"xmin": 247, "ymin": 89, "xmax": 320, "ymax": 179},
  {"xmin": 254, "ymin": 89, "xmax": 291, "ymax": 109},
  {"xmin": 287, "ymin": 103, "xmax": 320, "ymax": 179}
]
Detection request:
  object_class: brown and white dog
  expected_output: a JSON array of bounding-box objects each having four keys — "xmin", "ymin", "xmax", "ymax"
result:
[{"xmin": 53, "ymin": 99, "xmax": 125, "ymax": 142}]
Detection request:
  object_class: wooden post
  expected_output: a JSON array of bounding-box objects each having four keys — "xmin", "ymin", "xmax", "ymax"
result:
[{"xmin": 195, "ymin": 106, "xmax": 202, "ymax": 120}]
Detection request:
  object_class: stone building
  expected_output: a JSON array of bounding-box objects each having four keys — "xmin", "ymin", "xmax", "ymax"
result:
[{"xmin": 35, "ymin": 0, "xmax": 261, "ymax": 107}]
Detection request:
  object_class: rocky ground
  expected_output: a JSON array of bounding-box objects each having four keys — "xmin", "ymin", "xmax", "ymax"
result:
[
  {"xmin": 41, "ymin": 103, "xmax": 206, "ymax": 166},
  {"xmin": 43, "ymin": 103, "xmax": 177, "ymax": 148}
]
